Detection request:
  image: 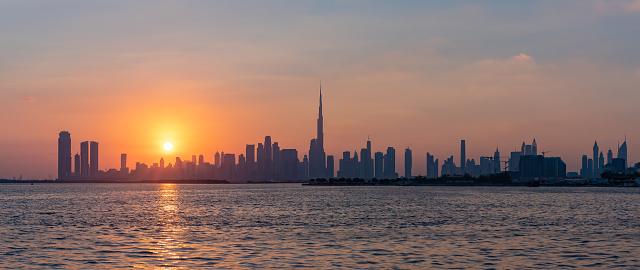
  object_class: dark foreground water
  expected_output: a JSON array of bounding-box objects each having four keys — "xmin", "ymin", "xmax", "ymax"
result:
[{"xmin": 1, "ymin": 184, "xmax": 639, "ymax": 269}]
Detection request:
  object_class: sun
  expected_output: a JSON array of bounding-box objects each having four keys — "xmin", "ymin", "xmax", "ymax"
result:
[{"xmin": 163, "ymin": 141, "xmax": 173, "ymax": 151}]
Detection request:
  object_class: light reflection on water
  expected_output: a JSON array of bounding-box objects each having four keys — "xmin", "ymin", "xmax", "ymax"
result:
[{"xmin": 0, "ymin": 184, "xmax": 639, "ymax": 269}]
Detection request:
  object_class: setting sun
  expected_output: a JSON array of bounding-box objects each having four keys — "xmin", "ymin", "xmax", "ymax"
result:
[{"xmin": 163, "ymin": 141, "xmax": 173, "ymax": 151}]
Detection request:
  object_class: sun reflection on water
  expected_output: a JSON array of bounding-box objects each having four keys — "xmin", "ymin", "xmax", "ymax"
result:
[{"xmin": 148, "ymin": 184, "xmax": 186, "ymax": 269}]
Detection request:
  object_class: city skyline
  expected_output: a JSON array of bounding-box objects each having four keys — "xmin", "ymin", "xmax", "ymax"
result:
[
  {"xmin": 2, "ymin": 1, "xmax": 640, "ymax": 179},
  {"xmin": 51, "ymin": 89, "xmax": 632, "ymax": 182}
]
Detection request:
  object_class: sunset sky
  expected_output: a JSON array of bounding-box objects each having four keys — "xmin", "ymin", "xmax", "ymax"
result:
[{"xmin": 2, "ymin": 1, "xmax": 640, "ymax": 179}]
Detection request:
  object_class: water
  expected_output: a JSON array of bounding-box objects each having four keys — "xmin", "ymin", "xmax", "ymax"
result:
[{"xmin": 1, "ymin": 184, "xmax": 639, "ymax": 269}]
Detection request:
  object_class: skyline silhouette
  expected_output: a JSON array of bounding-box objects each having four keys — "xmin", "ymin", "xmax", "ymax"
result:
[
  {"xmin": 2, "ymin": 1, "xmax": 640, "ymax": 179},
  {"xmin": 51, "ymin": 87, "xmax": 635, "ymax": 183}
]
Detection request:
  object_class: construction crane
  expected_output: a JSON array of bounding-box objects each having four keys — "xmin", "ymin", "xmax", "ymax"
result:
[{"xmin": 541, "ymin": 151, "xmax": 551, "ymax": 157}]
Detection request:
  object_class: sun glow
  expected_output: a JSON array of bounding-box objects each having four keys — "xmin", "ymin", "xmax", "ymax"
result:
[{"xmin": 163, "ymin": 141, "xmax": 174, "ymax": 151}]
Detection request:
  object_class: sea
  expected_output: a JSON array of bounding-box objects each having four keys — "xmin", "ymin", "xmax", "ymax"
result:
[{"xmin": 1, "ymin": 183, "xmax": 639, "ymax": 269}]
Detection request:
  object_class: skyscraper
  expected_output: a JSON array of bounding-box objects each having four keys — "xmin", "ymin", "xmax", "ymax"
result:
[
  {"xmin": 80, "ymin": 141, "xmax": 89, "ymax": 177},
  {"xmin": 326, "ymin": 155, "xmax": 334, "ymax": 178},
  {"xmin": 281, "ymin": 149, "xmax": 299, "ymax": 181},
  {"xmin": 309, "ymin": 83, "xmax": 326, "ymax": 178},
  {"xmin": 74, "ymin": 153, "xmax": 80, "ymax": 176},
  {"xmin": 593, "ymin": 141, "xmax": 599, "ymax": 174},
  {"xmin": 384, "ymin": 147, "xmax": 397, "ymax": 179},
  {"xmin": 214, "ymin": 151, "xmax": 221, "ymax": 167},
  {"xmin": 607, "ymin": 148, "xmax": 613, "ymax": 165},
  {"xmin": 57, "ymin": 131, "xmax": 72, "ymax": 180},
  {"xmin": 618, "ymin": 136, "xmax": 628, "ymax": 170},
  {"xmin": 257, "ymin": 143, "xmax": 264, "ymax": 179},
  {"xmin": 532, "ymin": 138, "xmax": 537, "ymax": 155},
  {"xmin": 494, "ymin": 147, "xmax": 500, "ymax": 173},
  {"xmin": 460, "ymin": 140, "xmax": 466, "ymax": 174},
  {"xmin": 90, "ymin": 141, "xmax": 99, "ymax": 177},
  {"xmin": 404, "ymin": 147, "xmax": 412, "ymax": 178},
  {"xmin": 374, "ymin": 152, "xmax": 384, "ymax": 179},
  {"xmin": 264, "ymin": 136, "xmax": 272, "ymax": 179},
  {"xmin": 426, "ymin": 152, "xmax": 438, "ymax": 178},
  {"xmin": 121, "ymin": 154, "xmax": 127, "ymax": 172},
  {"xmin": 360, "ymin": 138, "xmax": 373, "ymax": 179},
  {"xmin": 581, "ymin": 155, "xmax": 588, "ymax": 177},
  {"xmin": 598, "ymin": 152, "xmax": 604, "ymax": 175}
]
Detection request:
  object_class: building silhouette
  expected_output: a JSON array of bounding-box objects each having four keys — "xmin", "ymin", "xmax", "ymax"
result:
[
  {"xmin": 581, "ymin": 155, "xmax": 589, "ymax": 178},
  {"xmin": 374, "ymin": 152, "xmax": 384, "ymax": 179},
  {"xmin": 326, "ymin": 155, "xmax": 334, "ymax": 178},
  {"xmin": 360, "ymin": 138, "xmax": 374, "ymax": 179},
  {"xmin": 57, "ymin": 131, "xmax": 72, "ymax": 180},
  {"xmin": 80, "ymin": 141, "xmax": 89, "ymax": 177},
  {"xmin": 593, "ymin": 141, "xmax": 599, "ymax": 176},
  {"xmin": 90, "ymin": 141, "xmax": 99, "ymax": 177},
  {"xmin": 405, "ymin": 147, "xmax": 412, "ymax": 178},
  {"xmin": 309, "ymin": 84, "xmax": 326, "ymax": 179},
  {"xmin": 384, "ymin": 147, "xmax": 397, "ymax": 179},
  {"xmin": 494, "ymin": 147, "xmax": 500, "ymax": 173},
  {"xmin": 460, "ymin": 140, "xmax": 466, "ymax": 175},
  {"xmin": 74, "ymin": 153, "xmax": 80, "ymax": 176},
  {"xmin": 426, "ymin": 152, "xmax": 439, "ymax": 178},
  {"xmin": 618, "ymin": 137, "xmax": 628, "ymax": 170},
  {"xmin": 520, "ymin": 155, "xmax": 566, "ymax": 180}
]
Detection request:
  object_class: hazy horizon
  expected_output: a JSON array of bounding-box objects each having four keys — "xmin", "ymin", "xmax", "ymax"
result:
[{"xmin": 2, "ymin": 1, "xmax": 640, "ymax": 179}]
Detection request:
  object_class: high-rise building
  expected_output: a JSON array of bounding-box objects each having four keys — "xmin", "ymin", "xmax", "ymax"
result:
[
  {"xmin": 90, "ymin": 141, "xmax": 99, "ymax": 177},
  {"xmin": 532, "ymin": 138, "xmax": 538, "ymax": 155},
  {"xmin": 460, "ymin": 140, "xmax": 466, "ymax": 174},
  {"xmin": 57, "ymin": 131, "xmax": 72, "ymax": 180},
  {"xmin": 214, "ymin": 151, "xmax": 221, "ymax": 167},
  {"xmin": 309, "ymin": 84, "xmax": 326, "ymax": 178},
  {"xmin": 618, "ymin": 137, "xmax": 628, "ymax": 170},
  {"xmin": 272, "ymin": 141, "xmax": 280, "ymax": 179},
  {"xmin": 264, "ymin": 136, "xmax": 272, "ymax": 179},
  {"xmin": 360, "ymin": 138, "xmax": 373, "ymax": 179},
  {"xmin": 74, "ymin": 153, "xmax": 80, "ymax": 176},
  {"xmin": 426, "ymin": 152, "xmax": 439, "ymax": 178},
  {"xmin": 326, "ymin": 155, "xmax": 334, "ymax": 178},
  {"xmin": 405, "ymin": 148, "xmax": 412, "ymax": 178},
  {"xmin": 80, "ymin": 141, "xmax": 89, "ymax": 177},
  {"xmin": 121, "ymin": 154, "xmax": 127, "ymax": 172},
  {"xmin": 246, "ymin": 144, "xmax": 255, "ymax": 180},
  {"xmin": 246, "ymin": 145, "xmax": 255, "ymax": 164},
  {"xmin": 509, "ymin": 151, "xmax": 522, "ymax": 171},
  {"xmin": 607, "ymin": 149, "xmax": 613, "ymax": 165},
  {"xmin": 384, "ymin": 147, "xmax": 397, "ymax": 179},
  {"xmin": 593, "ymin": 141, "xmax": 599, "ymax": 174},
  {"xmin": 519, "ymin": 155, "xmax": 566, "ymax": 180},
  {"xmin": 302, "ymin": 154, "xmax": 309, "ymax": 179},
  {"xmin": 374, "ymin": 152, "xmax": 384, "ymax": 179},
  {"xmin": 494, "ymin": 147, "xmax": 500, "ymax": 173},
  {"xmin": 598, "ymin": 152, "xmax": 604, "ymax": 175},
  {"xmin": 257, "ymin": 143, "xmax": 264, "ymax": 179},
  {"xmin": 160, "ymin": 157, "xmax": 164, "ymax": 169},
  {"xmin": 222, "ymin": 154, "xmax": 235, "ymax": 181},
  {"xmin": 281, "ymin": 149, "xmax": 299, "ymax": 181},
  {"xmin": 581, "ymin": 155, "xmax": 588, "ymax": 178}
]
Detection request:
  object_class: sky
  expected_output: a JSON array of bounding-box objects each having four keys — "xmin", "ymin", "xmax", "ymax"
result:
[{"xmin": 1, "ymin": 0, "xmax": 640, "ymax": 179}]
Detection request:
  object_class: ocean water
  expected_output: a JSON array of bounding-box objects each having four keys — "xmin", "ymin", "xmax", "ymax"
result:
[{"xmin": 0, "ymin": 184, "xmax": 639, "ymax": 269}]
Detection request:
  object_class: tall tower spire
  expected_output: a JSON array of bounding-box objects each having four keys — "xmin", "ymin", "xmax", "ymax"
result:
[
  {"xmin": 317, "ymin": 81, "xmax": 323, "ymax": 149},
  {"xmin": 319, "ymin": 81, "xmax": 322, "ymax": 117}
]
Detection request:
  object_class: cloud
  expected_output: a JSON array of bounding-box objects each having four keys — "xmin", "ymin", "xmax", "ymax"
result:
[
  {"xmin": 626, "ymin": 0, "xmax": 640, "ymax": 12},
  {"xmin": 512, "ymin": 53, "xmax": 533, "ymax": 61}
]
